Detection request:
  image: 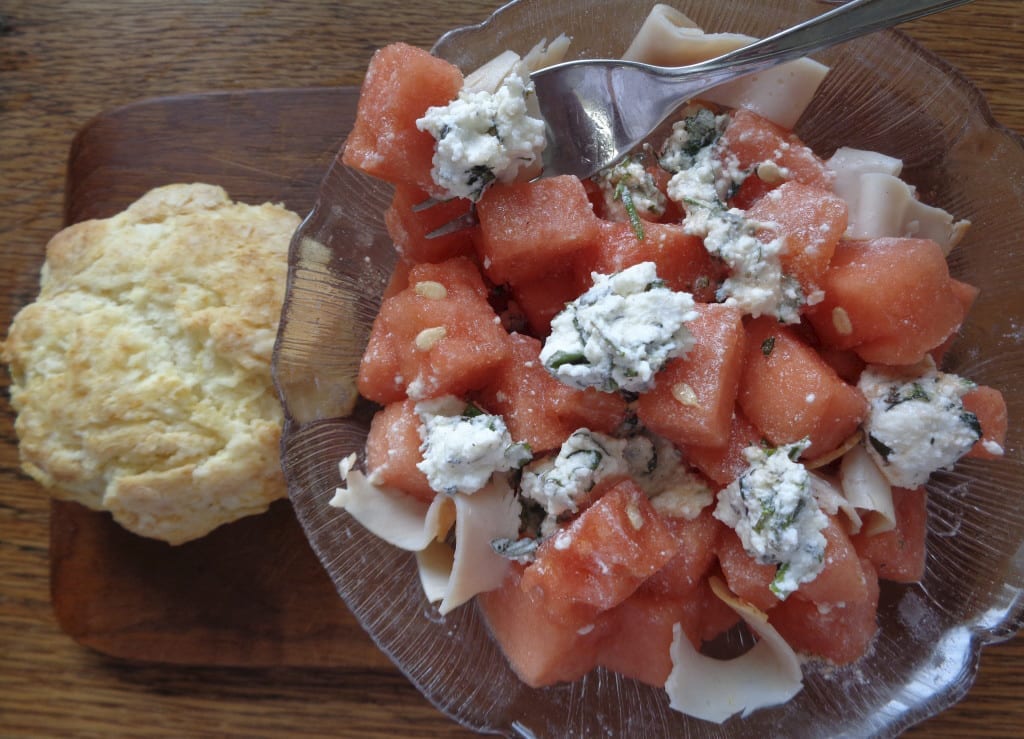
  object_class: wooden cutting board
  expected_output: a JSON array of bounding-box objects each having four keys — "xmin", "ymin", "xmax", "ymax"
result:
[{"xmin": 50, "ymin": 87, "xmax": 391, "ymax": 669}]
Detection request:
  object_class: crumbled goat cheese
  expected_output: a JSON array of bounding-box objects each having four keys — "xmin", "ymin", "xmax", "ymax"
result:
[
  {"xmin": 521, "ymin": 429, "xmax": 712, "ymax": 536},
  {"xmin": 593, "ymin": 157, "xmax": 666, "ymax": 225},
  {"xmin": 858, "ymin": 361, "xmax": 982, "ymax": 488},
  {"xmin": 539, "ymin": 262, "xmax": 698, "ymax": 393},
  {"xmin": 663, "ymin": 108, "xmax": 802, "ymax": 323},
  {"xmin": 714, "ymin": 441, "xmax": 828, "ymax": 600},
  {"xmin": 626, "ymin": 433, "xmax": 714, "ymax": 519},
  {"xmin": 520, "ymin": 429, "xmax": 630, "ymax": 521},
  {"xmin": 416, "ymin": 71, "xmax": 545, "ymax": 201},
  {"xmin": 982, "ymin": 439, "xmax": 1005, "ymax": 456},
  {"xmin": 416, "ymin": 396, "xmax": 532, "ymax": 495},
  {"xmin": 659, "ymin": 107, "xmax": 724, "ymax": 174}
]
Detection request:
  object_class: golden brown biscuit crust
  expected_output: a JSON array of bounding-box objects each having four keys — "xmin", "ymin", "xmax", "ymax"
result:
[{"xmin": 2, "ymin": 183, "xmax": 300, "ymax": 544}]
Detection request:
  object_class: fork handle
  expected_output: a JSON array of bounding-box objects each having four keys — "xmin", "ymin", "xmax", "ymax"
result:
[{"xmin": 665, "ymin": 0, "xmax": 975, "ymax": 84}]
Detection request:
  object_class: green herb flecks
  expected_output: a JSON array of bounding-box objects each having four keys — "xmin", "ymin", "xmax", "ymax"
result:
[
  {"xmin": 761, "ymin": 336, "xmax": 776, "ymax": 357},
  {"xmin": 659, "ymin": 108, "xmax": 722, "ymax": 172},
  {"xmin": 465, "ymin": 164, "xmax": 496, "ymax": 200},
  {"xmin": 752, "ymin": 495, "xmax": 776, "ymax": 535},
  {"xmin": 961, "ymin": 410, "xmax": 983, "ymax": 439},
  {"xmin": 462, "ymin": 402, "xmax": 486, "ymax": 418},
  {"xmin": 769, "ymin": 563, "xmax": 790, "ymax": 598},
  {"xmin": 566, "ymin": 448, "xmax": 604, "ymax": 474},
  {"xmin": 868, "ymin": 433, "xmax": 894, "ymax": 462},
  {"xmin": 884, "ymin": 381, "xmax": 932, "ymax": 409},
  {"xmin": 615, "ymin": 182, "xmax": 646, "ymax": 242},
  {"xmin": 681, "ymin": 108, "xmax": 720, "ymax": 155},
  {"xmin": 547, "ymin": 350, "xmax": 588, "ymax": 369}
]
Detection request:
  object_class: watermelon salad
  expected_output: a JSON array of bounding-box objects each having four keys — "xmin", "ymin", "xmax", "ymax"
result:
[{"xmin": 328, "ymin": 6, "xmax": 1009, "ymax": 724}]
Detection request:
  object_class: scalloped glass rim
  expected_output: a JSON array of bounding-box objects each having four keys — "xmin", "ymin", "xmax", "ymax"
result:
[{"xmin": 273, "ymin": 1, "xmax": 1024, "ymax": 736}]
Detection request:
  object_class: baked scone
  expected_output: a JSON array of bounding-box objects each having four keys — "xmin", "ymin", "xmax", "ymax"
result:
[{"xmin": 2, "ymin": 183, "xmax": 300, "ymax": 545}]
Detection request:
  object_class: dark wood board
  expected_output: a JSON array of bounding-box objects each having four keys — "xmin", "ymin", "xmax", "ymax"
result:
[{"xmin": 50, "ymin": 87, "xmax": 391, "ymax": 669}]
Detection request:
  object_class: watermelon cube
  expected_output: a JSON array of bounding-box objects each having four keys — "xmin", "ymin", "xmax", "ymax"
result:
[
  {"xmin": 852, "ymin": 486, "xmax": 927, "ymax": 583},
  {"xmin": 636, "ymin": 304, "xmax": 746, "ymax": 449},
  {"xmin": 806, "ymin": 237, "xmax": 966, "ymax": 365},
  {"xmin": 738, "ymin": 316, "xmax": 868, "ymax": 460},
  {"xmin": 478, "ymin": 564, "xmax": 607, "ymax": 688},
  {"xmin": 722, "ymin": 108, "xmax": 833, "ymax": 191},
  {"xmin": 473, "ymin": 332, "xmax": 627, "ymax": 453},
  {"xmin": 342, "ymin": 43, "xmax": 463, "ymax": 195},
  {"xmin": 357, "ymin": 257, "xmax": 511, "ymax": 404},
  {"xmin": 476, "ymin": 176, "xmax": 602, "ymax": 285},
  {"xmin": 587, "ymin": 221, "xmax": 720, "ymax": 301},
  {"xmin": 963, "ymin": 385, "xmax": 1008, "ymax": 459},
  {"xmin": 682, "ymin": 408, "xmax": 764, "ymax": 485},
  {"xmin": 746, "ymin": 181, "xmax": 847, "ymax": 295},
  {"xmin": 520, "ymin": 480, "xmax": 680, "ymax": 622},
  {"xmin": 364, "ymin": 400, "xmax": 434, "ymax": 502},
  {"xmin": 768, "ymin": 560, "xmax": 879, "ymax": 665}
]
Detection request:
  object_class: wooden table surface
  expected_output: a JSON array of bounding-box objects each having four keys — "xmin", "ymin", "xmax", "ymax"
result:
[{"xmin": 2, "ymin": 1, "xmax": 1023, "ymax": 736}]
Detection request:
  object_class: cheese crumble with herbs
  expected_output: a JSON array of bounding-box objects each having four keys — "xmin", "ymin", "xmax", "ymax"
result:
[
  {"xmin": 416, "ymin": 396, "xmax": 532, "ymax": 495},
  {"xmin": 520, "ymin": 428, "xmax": 713, "ymax": 537},
  {"xmin": 859, "ymin": 361, "xmax": 982, "ymax": 488},
  {"xmin": 662, "ymin": 108, "xmax": 803, "ymax": 323},
  {"xmin": 520, "ymin": 429, "xmax": 629, "ymax": 522},
  {"xmin": 714, "ymin": 441, "xmax": 828, "ymax": 600},
  {"xmin": 539, "ymin": 261, "xmax": 698, "ymax": 393},
  {"xmin": 593, "ymin": 157, "xmax": 667, "ymax": 237},
  {"xmin": 416, "ymin": 71, "xmax": 545, "ymax": 201}
]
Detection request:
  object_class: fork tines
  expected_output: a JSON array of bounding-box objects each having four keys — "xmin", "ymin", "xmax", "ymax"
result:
[{"xmin": 414, "ymin": 196, "xmax": 479, "ymax": 239}]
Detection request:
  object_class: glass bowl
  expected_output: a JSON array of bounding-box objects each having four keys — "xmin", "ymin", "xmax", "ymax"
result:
[{"xmin": 273, "ymin": 0, "xmax": 1024, "ymax": 735}]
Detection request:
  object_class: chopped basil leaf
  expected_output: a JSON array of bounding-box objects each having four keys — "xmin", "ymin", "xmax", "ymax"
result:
[
  {"xmin": 566, "ymin": 448, "xmax": 604, "ymax": 473},
  {"xmin": 761, "ymin": 336, "xmax": 776, "ymax": 356},
  {"xmin": 462, "ymin": 402, "xmax": 485, "ymax": 418},
  {"xmin": 465, "ymin": 165, "xmax": 496, "ymax": 199},
  {"xmin": 548, "ymin": 350, "xmax": 588, "ymax": 369},
  {"xmin": 615, "ymin": 182, "xmax": 646, "ymax": 242},
  {"xmin": 868, "ymin": 433, "xmax": 894, "ymax": 462},
  {"xmin": 769, "ymin": 563, "xmax": 790, "ymax": 597},
  {"xmin": 961, "ymin": 410, "xmax": 982, "ymax": 438},
  {"xmin": 659, "ymin": 108, "xmax": 721, "ymax": 171},
  {"xmin": 884, "ymin": 381, "xmax": 932, "ymax": 409}
]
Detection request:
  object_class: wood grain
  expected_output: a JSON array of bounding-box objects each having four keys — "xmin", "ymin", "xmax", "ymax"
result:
[{"xmin": 1, "ymin": 1, "xmax": 1023, "ymax": 736}]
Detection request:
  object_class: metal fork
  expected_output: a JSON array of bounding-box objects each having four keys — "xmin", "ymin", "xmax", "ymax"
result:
[
  {"xmin": 426, "ymin": 0, "xmax": 972, "ymax": 237},
  {"xmin": 532, "ymin": 0, "xmax": 973, "ymax": 180}
]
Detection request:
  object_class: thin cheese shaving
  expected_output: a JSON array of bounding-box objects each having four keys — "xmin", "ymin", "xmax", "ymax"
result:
[
  {"xmin": 664, "ymin": 576, "xmax": 803, "ymax": 722},
  {"xmin": 839, "ymin": 443, "xmax": 897, "ymax": 536},
  {"xmin": 827, "ymin": 148, "xmax": 970, "ymax": 253},
  {"xmin": 440, "ymin": 477, "xmax": 521, "ymax": 612},
  {"xmin": 337, "ymin": 456, "xmax": 519, "ymax": 612},
  {"xmin": 463, "ymin": 50, "xmax": 523, "ymax": 94},
  {"xmin": 330, "ymin": 453, "xmax": 455, "ymax": 551},
  {"xmin": 810, "ymin": 473, "xmax": 863, "ymax": 535},
  {"xmin": 623, "ymin": 4, "xmax": 829, "ymax": 129},
  {"xmin": 417, "ymin": 540, "xmax": 456, "ymax": 602}
]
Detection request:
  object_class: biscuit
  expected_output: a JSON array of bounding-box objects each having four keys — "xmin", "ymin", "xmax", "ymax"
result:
[{"xmin": 2, "ymin": 184, "xmax": 300, "ymax": 544}]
